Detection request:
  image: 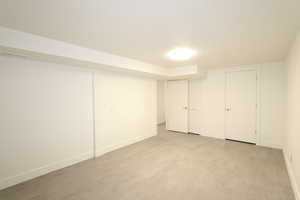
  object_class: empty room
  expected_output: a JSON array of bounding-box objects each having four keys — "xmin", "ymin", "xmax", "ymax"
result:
[{"xmin": 1, "ymin": 0, "xmax": 300, "ymax": 199}]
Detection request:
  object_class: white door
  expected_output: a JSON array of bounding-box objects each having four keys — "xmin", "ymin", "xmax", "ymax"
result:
[
  {"xmin": 166, "ymin": 80, "xmax": 189, "ymax": 133},
  {"xmin": 189, "ymin": 80, "xmax": 203, "ymax": 134},
  {"xmin": 225, "ymin": 70, "xmax": 257, "ymax": 143}
]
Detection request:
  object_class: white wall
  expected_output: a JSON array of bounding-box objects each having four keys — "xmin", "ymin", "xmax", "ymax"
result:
[
  {"xmin": 284, "ymin": 30, "xmax": 300, "ymax": 199},
  {"xmin": 0, "ymin": 55, "xmax": 94, "ymax": 189},
  {"xmin": 157, "ymin": 80, "xmax": 165, "ymax": 124},
  {"xmin": 260, "ymin": 63, "xmax": 285, "ymax": 148},
  {"xmin": 189, "ymin": 63, "xmax": 285, "ymax": 148},
  {"xmin": 94, "ymin": 71, "xmax": 157, "ymax": 155},
  {"xmin": 0, "ymin": 55, "xmax": 157, "ymax": 190}
]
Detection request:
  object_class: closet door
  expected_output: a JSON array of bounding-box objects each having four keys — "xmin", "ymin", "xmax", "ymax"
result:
[
  {"xmin": 189, "ymin": 80, "xmax": 203, "ymax": 134},
  {"xmin": 166, "ymin": 80, "xmax": 189, "ymax": 133},
  {"xmin": 225, "ymin": 70, "xmax": 257, "ymax": 143}
]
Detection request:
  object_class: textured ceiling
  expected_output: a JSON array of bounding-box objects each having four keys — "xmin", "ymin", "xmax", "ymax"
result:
[{"xmin": 0, "ymin": 0, "xmax": 300, "ymax": 68}]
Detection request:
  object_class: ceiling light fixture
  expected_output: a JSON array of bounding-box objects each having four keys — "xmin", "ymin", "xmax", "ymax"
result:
[{"xmin": 166, "ymin": 47, "xmax": 196, "ymax": 61}]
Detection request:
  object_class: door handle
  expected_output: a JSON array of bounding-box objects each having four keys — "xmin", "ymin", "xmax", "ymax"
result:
[
  {"xmin": 183, "ymin": 106, "xmax": 188, "ymax": 110},
  {"xmin": 226, "ymin": 108, "xmax": 231, "ymax": 111}
]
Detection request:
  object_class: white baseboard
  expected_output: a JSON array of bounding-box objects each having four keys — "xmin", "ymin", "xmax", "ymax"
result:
[
  {"xmin": 0, "ymin": 133, "xmax": 155, "ymax": 191},
  {"xmin": 96, "ymin": 134, "xmax": 155, "ymax": 157},
  {"xmin": 0, "ymin": 152, "xmax": 93, "ymax": 191},
  {"xmin": 283, "ymin": 149, "xmax": 300, "ymax": 200},
  {"xmin": 202, "ymin": 134, "xmax": 225, "ymax": 140},
  {"xmin": 258, "ymin": 143, "xmax": 282, "ymax": 149}
]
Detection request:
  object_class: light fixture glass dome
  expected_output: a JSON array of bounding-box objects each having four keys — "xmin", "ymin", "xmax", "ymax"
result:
[{"xmin": 167, "ymin": 47, "xmax": 196, "ymax": 61}]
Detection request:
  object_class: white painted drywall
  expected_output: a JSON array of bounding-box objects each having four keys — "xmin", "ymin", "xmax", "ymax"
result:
[
  {"xmin": 157, "ymin": 80, "xmax": 165, "ymax": 124},
  {"xmin": 0, "ymin": 55, "xmax": 158, "ymax": 190},
  {"xmin": 0, "ymin": 55, "xmax": 94, "ymax": 189},
  {"xmin": 0, "ymin": 26, "xmax": 167, "ymax": 76},
  {"xmin": 189, "ymin": 63, "xmax": 285, "ymax": 148},
  {"xmin": 284, "ymin": 30, "xmax": 300, "ymax": 199},
  {"xmin": 260, "ymin": 63, "xmax": 285, "ymax": 149},
  {"xmin": 94, "ymin": 71, "xmax": 157, "ymax": 156},
  {"xmin": 0, "ymin": 26, "xmax": 204, "ymax": 79}
]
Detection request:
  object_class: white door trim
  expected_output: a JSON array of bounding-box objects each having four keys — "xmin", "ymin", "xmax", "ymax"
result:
[{"xmin": 224, "ymin": 65, "xmax": 261, "ymax": 145}]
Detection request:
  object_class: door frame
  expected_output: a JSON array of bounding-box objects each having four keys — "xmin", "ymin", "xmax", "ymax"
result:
[{"xmin": 224, "ymin": 65, "xmax": 261, "ymax": 145}]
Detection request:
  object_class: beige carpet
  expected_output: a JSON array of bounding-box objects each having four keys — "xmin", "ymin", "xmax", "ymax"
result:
[{"xmin": 0, "ymin": 125, "xmax": 295, "ymax": 200}]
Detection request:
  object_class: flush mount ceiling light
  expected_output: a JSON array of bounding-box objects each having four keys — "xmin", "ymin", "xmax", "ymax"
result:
[{"xmin": 166, "ymin": 47, "xmax": 196, "ymax": 61}]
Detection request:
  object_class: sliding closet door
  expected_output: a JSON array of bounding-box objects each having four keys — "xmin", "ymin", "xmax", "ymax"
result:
[
  {"xmin": 166, "ymin": 80, "xmax": 189, "ymax": 133},
  {"xmin": 225, "ymin": 70, "xmax": 257, "ymax": 143}
]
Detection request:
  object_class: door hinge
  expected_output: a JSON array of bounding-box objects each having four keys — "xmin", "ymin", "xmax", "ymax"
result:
[{"xmin": 254, "ymin": 130, "xmax": 257, "ymax": 135}]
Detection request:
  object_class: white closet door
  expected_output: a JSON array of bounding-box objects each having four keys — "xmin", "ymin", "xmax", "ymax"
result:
[
  {"xmin": 189, "ymin": 80, "xmax": 203, "ymax": 134},
  {"xmin": 225, "ymin": 70, "xmax": 257, "ymax": 143},
  {"xmin": 166, "ymin": 80, "xmax": 189, "ymax": 133}
]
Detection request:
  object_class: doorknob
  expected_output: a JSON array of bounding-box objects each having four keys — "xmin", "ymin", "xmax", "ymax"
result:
[
  {"xmin": 226, "ymin": 108, "xmax": 231, "ymax": 111},
  {"xmin": 183, "ymin": 106, "xmax": 188, "ymax": 110}
]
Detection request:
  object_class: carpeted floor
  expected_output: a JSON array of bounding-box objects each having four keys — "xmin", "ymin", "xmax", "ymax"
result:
[{"xmin": 0, "ymin": 125, "xmax": 295, "ymax": 200}]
